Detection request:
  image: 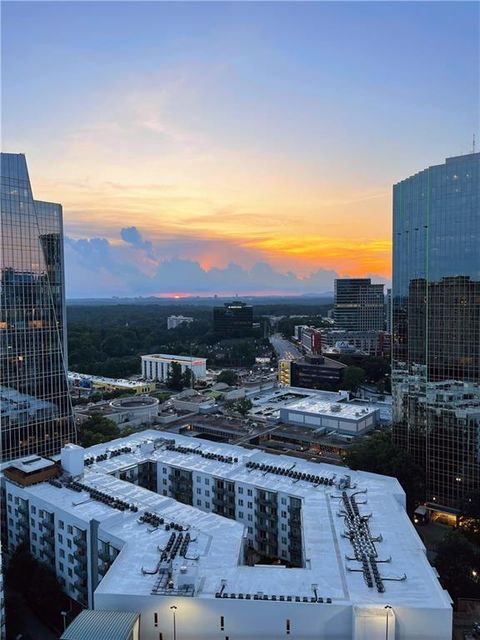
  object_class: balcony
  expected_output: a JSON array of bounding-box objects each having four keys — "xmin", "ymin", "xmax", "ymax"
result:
[
  {"xmin": 17, "ymin": 504, "xmax": 29, "ymax": 517},
  {"xmin": 74, "ymin": 565, "xmax": 87, "ymax": 579},
  {"xmin": 74, "ymin": 535, "xmax": 87, "ymax": 548},
  {"xmin": 98, "ymin": 548, "xmax": 110, "ymax": 563},
  {"xmin": 42, "ymin": 519, "xmax": 54, "ymax": 533}
]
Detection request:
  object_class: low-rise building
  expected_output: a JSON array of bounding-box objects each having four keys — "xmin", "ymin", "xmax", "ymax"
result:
[
  {"xmin": 322, "ymin": 330, "xmax": 390, "ymax": 357},
  {"xmin": 141, "ymin": 354, "xmax": 207, "ymax": 382},
  {"xmin": 1, "ymin": 431, "xmax": 452, "ymax": 640},
  {"xmin": 68, "ymin": 373, "xmax": 156, "ymax": 395},
  {"xmin": 279, "ymin": 355, "xmax": 346, "ymax": 391},
  {"xmin": 280, "ymin": 395, "xmax": 379, "ymax": 436},
  {"xmin": 167, "ymin": 315, "xmax": 194, "ymax": 330}
]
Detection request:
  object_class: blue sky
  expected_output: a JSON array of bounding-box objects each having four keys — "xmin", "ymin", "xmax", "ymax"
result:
[{"xmin": 2, "ymin": 1, "xmax": 479, "ymax": 297}]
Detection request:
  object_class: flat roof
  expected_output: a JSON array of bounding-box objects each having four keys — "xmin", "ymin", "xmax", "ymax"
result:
[
  {"xmin": 284, "ymin": 397, "xmax": 378, "ymax": 420},
  {"xmin": 13, "ymin": 430, "xmax": 449, "ymax": 610},
  {"xmin": 141, "ymin": 354, "xmax": 207, "ymax": 364}
]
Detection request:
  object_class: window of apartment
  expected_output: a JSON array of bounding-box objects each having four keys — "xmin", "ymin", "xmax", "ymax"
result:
[
  {"xmin": 247, "ymin": 527, "xmax": 253, "ymax": 534},
  {"xmin": 163, "ymin": 468, "xmax": 167, "ymax": 474},
  {"xmin": 238, "ymin": 511, "xmax": 244, "ymax": 519},
  {"xmin": 282, "ymin": 537, "xmax": 287, "ymax": 545},
  {"xmin": 281, "ymin": 523, "xmax": 287, "ymax": 531},
  {"xmin": 197, "ymin": 500, "xmax": 201, "ymax": 506},
  {"xmin": 196, "ymin": 488, "xmax": 201, "ymax": 495},
  {"xmin": 238, "ymin": 499, "xmax": 243, "ymax": 506},
  {"xmin": 67, "ymin": 539, "xmax": 72, "ymax": 548},
  {"xmin": 67, "ymin": 525, "xmax": 73, "ymax": 534},
  {"xmin": 205, "ymin": 478, "xmax": 210, "ymax": 485},
  {"xmin": 58, "ymin": 534, "xmax": 63, "ymax": 543},
  {"xmin": 59, "ymin": 520, "xmax": 64, "ymax": 530},
  {"xmin": 238, "ymin": 487, "xmax": 243, "ymax": 494},
  {"xmin": 7, "ymin": 494, "xmax": 12, "ymax": 502},
  {"xmin": 205, "ymin": 502, "xmax": 210, "ymax": 509},
  {"xmin": 68, "ymin": 568, "xmax": 73, "ymax": 577},
  {"xmin": 247, "ymin": 502, "xmax": 253, "ymax": 509},
  {"xmin": 31, "ymin": 505, "xmax": 36, "ymax": 513},
  {"xmin": 30, "ymin": 518, "xmax": 35, "ymax": 527},
  {"xmin": 247, "ymin": 514, "xmax": 253, "ymax": 522},
  {"xmin": 281, "ymin": 497, "xmax": 287, "ymax": 505},
  {"xmin": 281, "ymin": 511, "xmax": 287, "ymax": 518},
  {"xmin": 59, "ymin": 562, "xmax": 64, "ymax": 571},
  {"xmin": 247, "ymin": 489, "xmax": 252, "ymax": 496},
  {"xmin": 8, "ymin": 518, "xmax": 12, "ymax": 526},
  {"xmin": 60, "ymin": 549, "xmax": 65, "ymax": 558},
  {"xmin": 7, "ymin": 505, "xmax": 11, "ymax": 513},
  {"xmin": 68, "ymin": 554, "xmax": 73, "ymax": 564},
  {"xmin": 163, "ymin": 479, "xmax": 168, "ymax": 486},
  {"xmin": 205, "ymin": 490, "xmax": 210, "ymax": 497}
]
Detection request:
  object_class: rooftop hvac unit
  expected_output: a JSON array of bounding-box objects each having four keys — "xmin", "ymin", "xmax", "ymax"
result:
[{"xmin": 330, "ymin": 404, "xmax": 342, "ymax": 412}]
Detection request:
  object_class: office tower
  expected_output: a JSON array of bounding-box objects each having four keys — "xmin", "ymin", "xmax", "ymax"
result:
[
  {"xmin": 334, "ymin": 278, "xmax": 384, "ymax": 331},
  {"xmin": 392, "ymin": 152, "xmax": 480, "ymax": 512},
  {"xmin": 213, "ymin": 301, "xmax": 253, "ymax": 337},
  {"xmin": 0, "ymin": 153, "xmax": 74, "ymax": 460}
]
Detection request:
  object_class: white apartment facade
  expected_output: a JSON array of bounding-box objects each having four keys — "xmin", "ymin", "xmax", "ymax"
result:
[{"xmin": 1, "ymin": 433, "xmax": 452, "ymax": 640}]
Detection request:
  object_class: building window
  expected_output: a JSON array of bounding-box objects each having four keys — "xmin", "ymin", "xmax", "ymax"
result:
[
  {"xmin": 238, "ymin": 511, "xmax": 244, "ymax": 519},
  {"xmin": 60, "ymin": 549, "xmax": 65, "ymax": 558},
  {"xmin": 67, "ymin": 525, "xmax": 73, "ymax": 534},
  {"xmin": 247, "ymin": 489, "xmax": 252, "ymax": 496},
  {"xmin": 238, "ymin": 487, "xmax": 243, "ymax": 494},
  {"xmin": 220, "ymin": 616, "xmax": 225, "ymax": 631},
  {"xmin": 286, "ymin": 619, "xmax": 291, "ymax": 635},
  {"xmin": 238, "ymin": 499, "xmax": 243, "ymax": 506},
  {"xmin": 31, "ymin": 504, "xmax": 36, "ymax": 513},
  {"xmin": 59, "ymin": 520, "xmax": 64, "ymax": 529},
  {"xmin": 68, "ymin": 568, "xmax": 72, "ymax": 577}
]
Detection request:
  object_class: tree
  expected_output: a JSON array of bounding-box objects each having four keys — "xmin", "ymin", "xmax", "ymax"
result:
[
  {"xmin": 341, "ymin": 366, "xmax": 365, "ymax": 392},
  {"xmin": 216, "ymin": 369, "xmax": 239, "ymax": 386},
  {"xmin": 182, "ymin": 367, "xmax": 193, "ymax": 389},
  {"xmin": 235, "ymin": 397, "xmax": 253, "ymax": 416},
  {"xmin": 166, "ymin": 361, "xmax": 184, "ymax": 391},
  {"xmin": 78, "ymin": 413, "xmax": 120, "ymax": 447},
  {"xmin": 434, "ymin": 530, "xmax": 480, "ymax": 604},
  {"xmin": 344, "ymin": 431, "xmax": 425, "ymax": 513}
]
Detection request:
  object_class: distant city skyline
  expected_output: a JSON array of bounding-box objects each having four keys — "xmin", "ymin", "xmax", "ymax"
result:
[{"xmin": 2, "ymin": 1, "xmax": 479, "ymax": 297}]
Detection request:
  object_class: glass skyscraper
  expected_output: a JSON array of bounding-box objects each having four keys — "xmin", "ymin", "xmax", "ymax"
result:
[
  {"xmin": 392, "ymin": 152, "xmax": 480, "ymax": 512},
  {"xmin": 0, "ymin": 153, "xmax": 74, "ymax": 461},
  {"xmin": 334, "ymin": 278, "xmax": 385, "ymax": 331}
]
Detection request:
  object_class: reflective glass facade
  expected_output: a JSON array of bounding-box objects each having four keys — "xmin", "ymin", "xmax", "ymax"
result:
[
  {"xmin": 0, "ymin": 153, "xmax": 74, "ymax": 460},
  {"xmin": 334, "ymin": 278, "xmax": 385, "ymax": 331},
  {"xmin": 392, "ymin": 152, "xmax": 480, "ymax": 511}
]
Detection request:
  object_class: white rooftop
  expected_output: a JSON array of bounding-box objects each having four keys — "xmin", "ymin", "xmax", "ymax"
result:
[
  {"xmin": 17, "ymin": 430, "xmax": 450, "ymax": 611},
  {"xmin": 285, "ymin": 396, "xmax": 378, "ymax": 420}
]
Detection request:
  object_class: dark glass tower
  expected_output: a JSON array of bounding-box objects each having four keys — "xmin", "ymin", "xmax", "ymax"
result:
[
  {"xmin": 0, "ymin": 153, "xmax": 75, "ymax": 460},
  {"xmin": 392, "ymin": 152, "xmax": 480, "ymax": 512},
  {"xmin": 334, "ymin": 278, "xmax": 385, "ymax": 331}
]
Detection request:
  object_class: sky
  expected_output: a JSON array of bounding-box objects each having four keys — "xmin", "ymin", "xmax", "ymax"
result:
[{"xmin": 2, "ymin": 1, "xmax": 479, "ymax": 297}]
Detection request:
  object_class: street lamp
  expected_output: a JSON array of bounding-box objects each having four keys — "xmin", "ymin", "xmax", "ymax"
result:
[
  {"xmin": 384, "ymin": 605, "xmax": 392, "ymax": 640},
  {"xmin": 170, "ymin": 605, "xmax": 177, "ymax": 640},
  {"xmin": 60, "ymin": 610, "xmax": 67, "ymax": 632}
]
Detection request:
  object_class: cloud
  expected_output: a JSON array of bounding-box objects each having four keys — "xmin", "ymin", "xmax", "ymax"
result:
[{"xmin": 63, "ymin": 227, "xmax": 348, "ymax": 298}]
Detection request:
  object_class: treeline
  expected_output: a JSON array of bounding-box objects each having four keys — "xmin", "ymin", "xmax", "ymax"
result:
[{"xmin": 67, "ymin": 304, "xmax": 274, "ymax": 377}]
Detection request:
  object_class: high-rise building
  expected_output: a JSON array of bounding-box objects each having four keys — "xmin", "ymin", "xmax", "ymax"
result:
[
  {"xmin": 334, "ymin": 278, "xmax": 384, "ymax": 331},
  {"xmin": 213, "ymin": 301, "xmax": 253, "ymax": 337},
  {"xmin": 392, "ymin": 152, "xmax": 480, "ymax": 513},
  {"xmin": 0, "ymin": 153, "xmax": 74, "ymax": 460}
]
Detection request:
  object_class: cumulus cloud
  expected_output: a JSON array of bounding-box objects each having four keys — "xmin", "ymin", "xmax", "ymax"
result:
[{"xmin": 64, "ymin": 226, "xmax": 342, "ymax": 298}]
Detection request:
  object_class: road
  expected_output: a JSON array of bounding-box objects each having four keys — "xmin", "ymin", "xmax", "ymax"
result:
[{"xmin": 269, "ymin": 333, "xmax": 302, "ymax": 361}]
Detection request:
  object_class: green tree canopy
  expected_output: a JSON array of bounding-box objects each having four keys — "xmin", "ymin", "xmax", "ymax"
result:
[
  {"xmin": 344, "ymin": 431, "xmax": 425, "ymax": 513},
  {"xmin": 216, "ymin": 370, "xmax": 239, "ymax": 386},
  {"xmin": 166, "ymin": 361, "xmax": 184, "ymax": 391},
  {"xmin": 341, "ymin": 365, "xmax": 366, "ymax": 392},
  {"xmin": 434, "ymin": 530, "xmax": 480, "ymax": 604}
]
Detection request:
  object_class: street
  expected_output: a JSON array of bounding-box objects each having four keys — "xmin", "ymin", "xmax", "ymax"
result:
[{"xmin": 269, "ymin": 333, "xmax": 302, "ymax": 361}]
